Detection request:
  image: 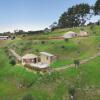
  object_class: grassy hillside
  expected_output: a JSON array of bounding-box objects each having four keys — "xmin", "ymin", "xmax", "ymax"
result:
[
  {"xmin": 0, "ymin": 48, "xmax": 100, "ymax": 100},
  {"xmin": 4, "ymin": 25, "xmax": 100, "ymax": 68},
  {"xmin": 0, "ymin": 25, "xmax": 100, "ymax": 100}
]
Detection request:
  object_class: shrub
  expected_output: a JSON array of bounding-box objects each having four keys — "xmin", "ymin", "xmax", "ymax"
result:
[
  {"xmin": 92, "ymin": 31, "xmax": 96, "ymax": 35},
  {"xmin": 22, "ymin": 94, "xmax": 34, "ymax": 100},
  {"xmin": 64, "ymin": 38, "xmax": 69, "ymax": 42},
  {"xmin": 41, "ymin": 41, "xmax": 45, "ymax": 44},
  {"xmin": 61, "ymin": 45, "xmax": 65, "ymax": 49},
  {"xmin": 10, "ymin": 59, "xmax": 16, "ymax": 66},
  {"xmin": 35, "ymin": 49, "xmax": 39, "ymax": 52},
  {"xmin": 90, "ymin": 25, "xmax": 94, "ymax": 30},
  {"xmin": 11, "ymin": 36, "xmax": 16, "ymax": 40},
  {"xmin": 74, "ymin": 59, "xmax": 80, "ymax": 68},
  {"xmin": 80, "ymin": 28, "xmax": 84, "ymax": 31},
  {"xmin": 68, "ymin": 87, "xmax": 75, "ymax": 96},
  {"xmin": 51, "ymin": 42, "xmax": 55, "ymax": 44},
  {"xmin": 22, "ymin": 34, "xmax": 26, "ymax": 37}
]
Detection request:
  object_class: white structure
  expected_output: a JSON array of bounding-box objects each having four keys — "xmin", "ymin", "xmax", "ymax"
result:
[
  {"xmin": 22, "ymin": 54, "xmax": 38, "ymax": 65},
  {"xmin": 22, "ymin": 53, "xmax": 49, "ymax": 69},
  {"xmin": 40, "ymin": 52, "xmax": 56, "ymax": 65},
  {"xmin": 22, "ymin": 52, "xmax": 56, "ymax": 69},
  {"xmin": 63, "ymin": 31, "xmax": 77, "ymax": 39},
  {"xmin": 0, "ymin": 36, "xmax": 9, "ymax": 40},
  {"xmin": 30, "ymin": 63, "xmax": 49, "ymax": 69},
  {"xmin": 78, "ymin": 31, "xmax": 89, "ymax": 37}
]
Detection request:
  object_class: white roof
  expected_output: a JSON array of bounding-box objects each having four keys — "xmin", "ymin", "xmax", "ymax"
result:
[
  {"xmin": 22, "ymin": 54, "xmax": 37, "ymax": 59},
  {"xmin": 80, "ymin": 31, "xmax": 88, "ymax": 34},
  {"xmin": 66, "ymin": 31, "xmax": 77, "ymax": 34},
  {"xmin": 63, "ymin": 31, "xmax": 77, "ymax": 39},
  {"xmin": 0, "ymin": 36, "xmax": 9, "ymax": 38},
  {"xmin": 40, "ymin": 52, "xmax": 54, "ymax": 57},
  {"xmin": 30, "ymin": 63, "xmax": 49, "ymax": 69},
  {"xmin": 78, "ymin": 31, "xmax": 88, "ymax": 36}
]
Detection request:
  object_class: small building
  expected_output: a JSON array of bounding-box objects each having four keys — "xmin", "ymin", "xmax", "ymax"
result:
[
  {"xmin": 78, "ymin": 31, "xmax": 89, "ymax": 37},
  {"xmin": 0, "ymin": 36, "xmax": 9, "ymax": 40},
  {"xmin": 63, "ymin": 31, "xmax": 77, "ymax": 39},
  {"xmin": 22, "ymin": 54, "xmax": 38, "ymax": 65},
  {"xmin": 22, "ymin": 52, "xmax": 56, "ymax": 70},
  {"xmin": 40, "ymin": 52, "xmax": 56, "ymax": 65}
]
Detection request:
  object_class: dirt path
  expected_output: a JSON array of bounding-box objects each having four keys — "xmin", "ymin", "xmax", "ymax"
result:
[
  {"xmin": 9, "ymin": 49, "xmax": 100, "ymax": 72},
  {"xmin": 53, "ymin": 52, "xmax": 100, "ymax": 71},
  {"xmin": 9, "ymin": 49, "xmax": 22, "ymax": 61}
]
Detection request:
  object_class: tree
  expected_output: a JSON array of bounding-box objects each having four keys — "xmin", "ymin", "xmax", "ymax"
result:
[
  {"xmin": 58, "ymin": 12, "xmax": 80, "ymax": 28},
  {"xmin": 74, "ymin": 59, "xmax": 80, "ymax": 68},
  {"xmin": 58, "ymin": 3, "xmax": 91, "ymax": 28},
  {"xmin": 49, "ymin": 22, "xmax": 58, "ymax": 31},
  {"xmin": 22, "ymin": 94, "xmax": 34, "ymax": 100},
  {"xmin": 96, "ymin": 20, "xmax": 100, "ymax": 25},
  {"xmin": 64, "ymin": 38, "xmax": 69, "ymax": 42},
  {"xmin": 68, "ymin": 86, "xmax": 76, "ymax": 100},
  {"xmin": 44, "ymin": 28, "xmax": 51, "ymax": 33},
  {"xmin": 14, "ymin": 30, "xmax": 25, "ymax": 35},
  {"xmin": 10, "ymin": 59, "xmax": 16, "ymax": 66},
  {"xmin": 94, "ymin": 0, "xmax": 100, "ymax": 15}
]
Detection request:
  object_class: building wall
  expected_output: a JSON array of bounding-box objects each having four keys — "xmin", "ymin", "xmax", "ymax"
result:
[
  {"xmin": 40, "ymin": 54, "xmax": 51, "ymax": 64},
  {"xmin": 0, "ymin": 37, "xmax": 8, "ymax": 40},
  {"xmin": 22, "ymin": 58, "xmax": 38, "ymax": 65}
]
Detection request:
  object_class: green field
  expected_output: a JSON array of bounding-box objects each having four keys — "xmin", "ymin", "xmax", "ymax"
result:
[
  {"xmin": 0, "ymin": 25, "xmax": 100, "ymax": 100},
  {"xmin": 5, "ymin": 25, "xmax": 100, "ymax": 68}
]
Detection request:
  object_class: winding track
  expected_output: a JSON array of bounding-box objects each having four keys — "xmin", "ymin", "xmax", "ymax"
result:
[
  {"xmin": 9, "ymin": 49, "xmax": 100, "ymax": 72},
  {"xmin": 53, "ymin": 52, "xmax": 100, "ymax": 71},
  {"xmin": 9, "ymin": 49, "xmax": 22, "ymax": 61}
]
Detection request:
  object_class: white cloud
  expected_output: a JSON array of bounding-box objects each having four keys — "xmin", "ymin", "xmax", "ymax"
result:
[{"xmin": 86, "ymin": 15, "xmax": 100, "ymax": 24}]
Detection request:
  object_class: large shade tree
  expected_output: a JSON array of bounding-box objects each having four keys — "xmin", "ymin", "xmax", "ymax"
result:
[
  {"xmin": 58, "ymin": 12, "xmax": 80, "ymax": 28},
  {"xmin": 58, "ymin": 3, "xmax": 90, "ymax": 28},
  {"xmin": 94, "ymin": 0, "xmax": 100, "ymax": 15}
]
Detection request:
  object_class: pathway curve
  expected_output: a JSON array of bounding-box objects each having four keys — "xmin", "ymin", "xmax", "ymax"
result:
[
  {"xmin": 53, "ymin": 52, "xmax": 100, "ymax": 71},
  {"xmin": 9, "ymin": 49, "xmax": 100, "ymax": 72},
  {"xmin": 9, "ymin": 49, "xmax": 22, "ymax": 61}
]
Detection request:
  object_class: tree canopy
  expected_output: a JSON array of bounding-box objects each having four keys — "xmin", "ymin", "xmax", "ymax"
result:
[
  {"xmin": 58, "ymin": 3, "xmax": 90, "ymax": 28},
  {"xmin": 94, "ymin": 0, "xmax": 100, "ymax": 15}
]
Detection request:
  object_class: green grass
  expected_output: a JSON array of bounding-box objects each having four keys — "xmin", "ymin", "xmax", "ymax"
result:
[
  {"xmin": 51, "ymin": 59, "xmax": 72, "ymax": 68},
  {"xmin": 0, "ymin": 46, "xmax": 100, "ymax": 100},
  {"xmin": 1, "ymin": 26, "xmax": 99, "ymax": 69},
  {"xmin": 7, "ymin": 36, "xmax": 100, "ymax": 68},
  {"xmin": 0, "ymin": 25, "xmax": 100, "ymax": 100}
]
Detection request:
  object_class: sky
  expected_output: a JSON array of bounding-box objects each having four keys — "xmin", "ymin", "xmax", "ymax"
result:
[{"xmin": 0, "ymin": 0, "xmax": 99, "ymax": 32}]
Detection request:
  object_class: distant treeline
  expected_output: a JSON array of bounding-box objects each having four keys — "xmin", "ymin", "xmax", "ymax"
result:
[
  {"xmin": 0, "ymin": 30, "xmax": 44, "ymax": 36},
  {"xmin": 14, "ymin": 30, "xmax": 44, "ymax": 35}
]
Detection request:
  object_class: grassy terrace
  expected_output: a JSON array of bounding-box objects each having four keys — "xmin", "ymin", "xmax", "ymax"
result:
[
  {"xmin": 3, "ymin": 26, "xmax": 99, "ymax": 68},
  {"xmin": 0, "ymin": 25, "xmax": 100, "ymax": 99},
  {"xmin": 6, "ymin": 36, "xmax": 100, "ymax": 68}
]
